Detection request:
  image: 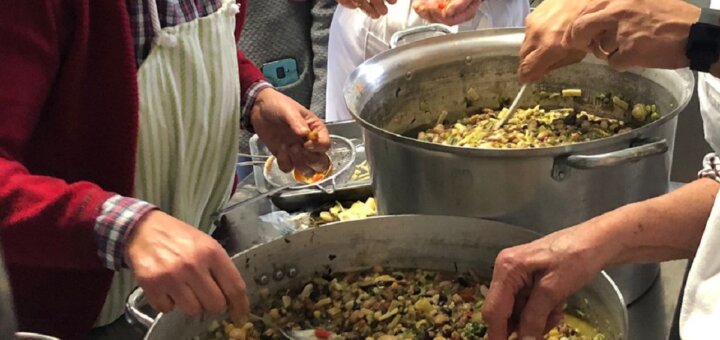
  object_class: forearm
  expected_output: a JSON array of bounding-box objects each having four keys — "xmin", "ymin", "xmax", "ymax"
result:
[
  {"xmin": 585, "ymin": 178, "xmax": 720, "ymax": 267},
  {"xmin": 0, "ymin": 159, "xmax": 115, "ymax": 268}
]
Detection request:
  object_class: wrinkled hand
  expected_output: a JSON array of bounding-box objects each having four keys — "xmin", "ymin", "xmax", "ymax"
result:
[
  {"xmin": 337, "ymin": 0, "xmax": 397, "ymax": 19},
  {"xmin": 413, "ymin": 0, "xmax": 481, "ymax": 26},
  {"xmin": 518, "ymin": 0, "xmax": 589, "ymax": 83},
  {"xmin": 251, "ymin": 88, "xmax": 330, "ymax": 174},
  {"xmin": 563, "ymin": 0, "xmax": 701, "ymax": 70},
  {"xmin": 126, "ymin": 211, "xmax": 249, "ymax": 323},
  {"xmin": 482, "ymin": 225, "xmax": 614, "ymax": 340}
]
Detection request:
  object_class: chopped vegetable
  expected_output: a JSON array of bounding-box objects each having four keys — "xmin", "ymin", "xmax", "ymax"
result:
[
  {"xmin": 436, "ymin": 110, "xmax": 449, "ymax": 126},
  {"xmin": 562, "ymin": 88, "xmax": 582, "ymax": 97},
  {"xmin": 418, "ymin": 94, "xmax": 659, "ymax": 149},
  {"xmin": 314, "ymin": 328, "xmax": 332, "ymax": 338},
  {"xmin": 293, "ymin": 167, "xmax": 330, "ymax": 184},
  {"xmin": 350, "ymin": 160, "xmax": 371, "ymax": 182},
  {"xmin": 314, "ymin": 198, "xmax": 377, "ymax": 225},
  {"xmin": 612, "ymin": 95, "xmax": 629, "ymax": 111},
  {"xmin": 307, "ymin": 130, "xmax": 319, "ymax": 141},
  {"xmin": 202, "ymin": 269, "xmax": 605, "ymax": 340},
  {"xmin": 632, "ymin": 104, "xmax": 648, "ymax": 122}
]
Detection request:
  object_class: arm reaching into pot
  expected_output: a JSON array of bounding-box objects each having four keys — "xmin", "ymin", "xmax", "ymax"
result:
[
  {"xmin": 519, "ymin": 0, "xmax": 719, "ymax": 82},
  {"xmin": 482, "ymin": 178, "xmax": 720, "ymax": 340},
  {"xmin": 126, "ymin": 211, "xmax": 251, "ymax": 324}
]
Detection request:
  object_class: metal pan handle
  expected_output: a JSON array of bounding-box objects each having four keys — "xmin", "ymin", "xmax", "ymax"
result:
[
  {"xmin": 552, "ymin": 139, "xmax": 668, "ymax": 181},
  {"xmin": 312, "ymin": 177, "xmax": 337, "ymax": 194},
  {"xmin": 125, "ymin": 287, "xmax": 156, "ymax": 330},
  {"xmin": 566, "ymin": 139, "xmax": 668, "ymax": 169},
  {"xmin": 389, "ymin": 24, "xmax": 453, "ymax": 49}
]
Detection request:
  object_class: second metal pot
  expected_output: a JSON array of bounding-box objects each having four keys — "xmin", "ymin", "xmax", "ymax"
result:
[{"xmin": 128, "ymin": 215, "xmax": 628, "ymax": 340}]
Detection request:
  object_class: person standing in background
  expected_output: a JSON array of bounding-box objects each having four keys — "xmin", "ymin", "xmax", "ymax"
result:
[
  {"xmin": 326, "ymin": 0, "xmax": 529, "ymax": 122},
  {"xmin": 239, "ymin": 0, "xmax": 337, "ymax": 122},
  {"xmin": 235, "ymin": 0, "xmax": 337, "ymax": 181}
]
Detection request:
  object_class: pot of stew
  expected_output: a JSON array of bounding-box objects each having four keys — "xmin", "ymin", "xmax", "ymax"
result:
[
  {"xmin": 343, "ymin": 28, "xmax": 694, "ymax": 304},
  {"xmin": 127, "ymin": 215, "xmax": 628, "ymax": 340}
]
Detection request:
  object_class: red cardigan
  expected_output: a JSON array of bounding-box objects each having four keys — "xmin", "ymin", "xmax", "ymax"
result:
[{"xmin": 0, "ymin": 1, "xmax": 264, "ymax": 338}]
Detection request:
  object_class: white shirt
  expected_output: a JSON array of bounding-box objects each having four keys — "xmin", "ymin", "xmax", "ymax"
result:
[
  {"xmin": 325, "ymin": 0, "xmax": 529, "ymax": 122},
  {"xmin": 680, "ymin": 1, "xmax": 720, "ymax": 338}
]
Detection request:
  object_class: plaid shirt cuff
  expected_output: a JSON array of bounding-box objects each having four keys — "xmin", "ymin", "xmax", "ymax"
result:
[
  {"xmin": 241, "ymin": 80, "xmax": 273, "ymax": 133},
  {"xmin": 94, "ymin": 195, "xmax": 156, "ymax": 270},
  {"xmin": 699, "ymin": 153, "xmax": 720, "ymax": 182}
]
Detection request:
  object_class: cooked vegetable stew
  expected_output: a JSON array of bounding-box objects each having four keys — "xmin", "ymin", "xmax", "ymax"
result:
[
  {"xmin": 417, "ymin": 92, "xmax": 659, "ymax": 149},
  {"xmin": 200, "ymin": 268, "xmax": 606, "ymax": 340}
]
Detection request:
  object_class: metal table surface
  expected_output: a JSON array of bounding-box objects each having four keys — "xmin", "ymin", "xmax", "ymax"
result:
[
  {"xmin": 627, "ymin": 260, "xmax": 686, "ymax": 339},
  {"xmin": 91, "ymin": 181, "xmax": 690, "ymax": 340}
]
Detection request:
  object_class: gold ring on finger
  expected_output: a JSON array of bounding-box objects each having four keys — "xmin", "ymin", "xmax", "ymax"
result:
[{"xmin": 595, "ymin": 41, "xmax": 618, "ymax": 58}]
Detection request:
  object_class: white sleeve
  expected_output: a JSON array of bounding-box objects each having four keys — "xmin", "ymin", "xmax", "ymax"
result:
[
  {"xmin": 326, "ymin": 6, "xmax": 369, "ymax": 122},
  {"xmin": 482, "ymin": 0, "xmax": 530, "ymax": 28}
]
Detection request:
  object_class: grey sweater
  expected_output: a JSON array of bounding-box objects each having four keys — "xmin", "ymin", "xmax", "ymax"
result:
[{"xmin": 238, "ymin": 0, "xmax": 337, "ymax": 119}]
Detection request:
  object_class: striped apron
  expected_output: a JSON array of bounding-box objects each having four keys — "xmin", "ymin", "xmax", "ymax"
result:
[{"xmin": 95, "ymin": 0, "xmax": 242, "ymax": 325}]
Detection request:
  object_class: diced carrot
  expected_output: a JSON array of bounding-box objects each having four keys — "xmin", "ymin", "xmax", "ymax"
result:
[{"xmin": 314, "ymin": 328, "xmax": 332, "ymax": 338}]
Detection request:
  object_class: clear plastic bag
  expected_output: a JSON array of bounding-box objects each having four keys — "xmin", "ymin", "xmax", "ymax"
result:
[{"xmin": 258, "ymin": 211, "xmax": 312, "ymax": 241}]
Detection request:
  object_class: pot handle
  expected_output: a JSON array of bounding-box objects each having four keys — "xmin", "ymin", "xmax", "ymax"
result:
[
  {"xmin": 565, "ymin": 139, "xmax": 669, "ymax": 169},
  {"xmin": 389, "ymin": 24, "xmax": 453, "ymax": 49},
  {"xmin": 125, "ymin": 287, "xmax": 156, "ymax": 330}
]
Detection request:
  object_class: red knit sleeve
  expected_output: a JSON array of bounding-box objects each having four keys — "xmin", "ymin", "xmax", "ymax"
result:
[
  {"xmin": 0, "ymin": 1, "xmax": 114, "ymax": 269},
  {"xmin": 235, "ymin": 0, "xmax": 267, "ymax": 97}
]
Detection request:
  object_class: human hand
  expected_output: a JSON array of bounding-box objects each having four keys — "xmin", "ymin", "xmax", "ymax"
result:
[
  {"xmin": 250, "ymin": 88, "xmax": 330, "ymax": 174},
  {"xmin": 482, "ymin": 225, "xmax": 616, "ymax": 340},
  {"xmin": 562, "ymin": 0, "xmax": 701, "ymax": 70},
  {"xmin": 125, "ymin": 211, "xmax": 250, "ymax": 323},
  {"xmin": 336, "ymin": 0, "xmax": 398, "ymax": 19},
  {"xmin": 518, "ymin": 0, "xmax": 589, "ymax": 83},
  {"xmin": 413, "ymin": 0, "xmax": 481, "ymax": 26}
]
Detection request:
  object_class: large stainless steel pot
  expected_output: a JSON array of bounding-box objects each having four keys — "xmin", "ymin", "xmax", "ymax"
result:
[
  {"xmin": 127, "ymin": 215, "xmax": 628, "ymax": 339},
  {"xmin": 343, "ymin": 28, "xmax": 694, "ymax": 304}
]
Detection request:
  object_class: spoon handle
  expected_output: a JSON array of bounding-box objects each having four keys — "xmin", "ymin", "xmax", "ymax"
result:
[{"xmin": 494, "ymin": 84, "xmax": 529, "ymax": 130}]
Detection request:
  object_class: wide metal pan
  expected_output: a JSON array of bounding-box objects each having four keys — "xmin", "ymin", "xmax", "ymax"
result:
[{"xmin": 126, "ymin": 215, "xmax": 628, "ymax": 339}]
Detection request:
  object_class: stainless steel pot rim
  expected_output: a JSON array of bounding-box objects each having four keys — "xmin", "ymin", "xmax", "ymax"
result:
[
  {"xmin": 345, "ymin": 28, "xmax": 694, "ymax": 158},
  {"xmin": 14, "ymin": 332, "xmax": 61, "ymax": 340}
]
